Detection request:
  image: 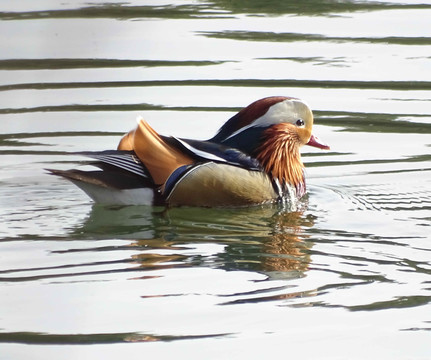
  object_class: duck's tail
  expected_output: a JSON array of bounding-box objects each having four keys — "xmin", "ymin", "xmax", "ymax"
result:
[{"xmin": 46, "ymin": 165, "xmax": 157, "ymax": 205}]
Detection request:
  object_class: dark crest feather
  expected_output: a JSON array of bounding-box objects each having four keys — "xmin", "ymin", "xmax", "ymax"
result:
[{"xmin": 210, "ymin": 96, "xmax": 291, "ymax": 143}]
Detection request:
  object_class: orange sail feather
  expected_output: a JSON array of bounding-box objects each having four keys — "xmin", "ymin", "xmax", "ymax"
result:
[{"xmin": 118, "ymin": 119, "xmax": 194, "ymax": 185}]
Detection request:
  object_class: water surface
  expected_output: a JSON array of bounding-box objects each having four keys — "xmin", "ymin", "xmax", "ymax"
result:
[{"xmin": 1, "ymin": 1, "xmax": 431, "ymax": 359}]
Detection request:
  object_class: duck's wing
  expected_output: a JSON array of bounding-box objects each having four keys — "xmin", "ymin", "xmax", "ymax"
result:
[
  {"xmin": 163, "ymin": 137, "xmax": 261, "ymax": 170},
  {"xmin": 117, "ymin": 118, "xmax": 262, "ymax": 184}
]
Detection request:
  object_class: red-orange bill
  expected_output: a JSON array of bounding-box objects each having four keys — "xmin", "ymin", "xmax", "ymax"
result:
[{"xmin": 307, "ymin": 134, "xmax": 330, "ymax": 150}]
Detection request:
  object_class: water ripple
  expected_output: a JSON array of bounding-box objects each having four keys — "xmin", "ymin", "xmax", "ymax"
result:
[{"xmin": 327, "ymin": 182, "xmax": 431, "ymax": 212}]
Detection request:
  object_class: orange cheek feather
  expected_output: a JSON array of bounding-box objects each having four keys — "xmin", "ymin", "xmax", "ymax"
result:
[{"xmin": 255, "ymin": 124, "xmax": 305, "ymax": 188}]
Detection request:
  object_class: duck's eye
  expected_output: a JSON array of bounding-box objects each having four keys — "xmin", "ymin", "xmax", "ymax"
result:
[{"xmin": 296, "ymin": 119, "xmax": 305, "ymax": 127}]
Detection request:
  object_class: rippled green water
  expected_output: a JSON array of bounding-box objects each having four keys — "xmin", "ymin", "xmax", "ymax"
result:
[{"xmin": 1, "ymin": 1, "xmax": 431, "ymax": 358}]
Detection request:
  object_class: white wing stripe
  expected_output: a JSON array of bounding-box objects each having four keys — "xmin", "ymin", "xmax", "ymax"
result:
[
  {"xmin": 174, "ymin": 137, "xmax": 228, "ymax": 163},
  {"xmin": 87, "ymin": 153, "xmax": 148, "ymax": 178}
]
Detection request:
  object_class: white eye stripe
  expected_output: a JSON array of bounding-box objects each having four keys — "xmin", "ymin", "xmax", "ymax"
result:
[{"xmin": 222, "ymin": 98, "xmax": 311, "ymax": 141}]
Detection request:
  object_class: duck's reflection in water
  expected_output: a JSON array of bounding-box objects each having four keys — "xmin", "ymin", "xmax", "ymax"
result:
[
  {"xmin": 74, "ymin": 201, "xmax": 315, "ymax": 281},
  {"xmin": 262, "ymin": 209, "xmax": 314, "ymax": 275}
]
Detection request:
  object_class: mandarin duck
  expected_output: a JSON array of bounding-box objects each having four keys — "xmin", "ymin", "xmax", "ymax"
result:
[{"xmin": 49, "ymin": 96, "xmax": 329, "ymax": 207}]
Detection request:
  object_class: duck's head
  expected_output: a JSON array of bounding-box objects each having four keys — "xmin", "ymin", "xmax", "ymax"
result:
[
  {"xmin": 210, "ymin": 96, "xmax": 329, "ymax": 192},
  {"xmin": 210, "ymin": 96, "xmax": 329, "ymax": 153}
]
